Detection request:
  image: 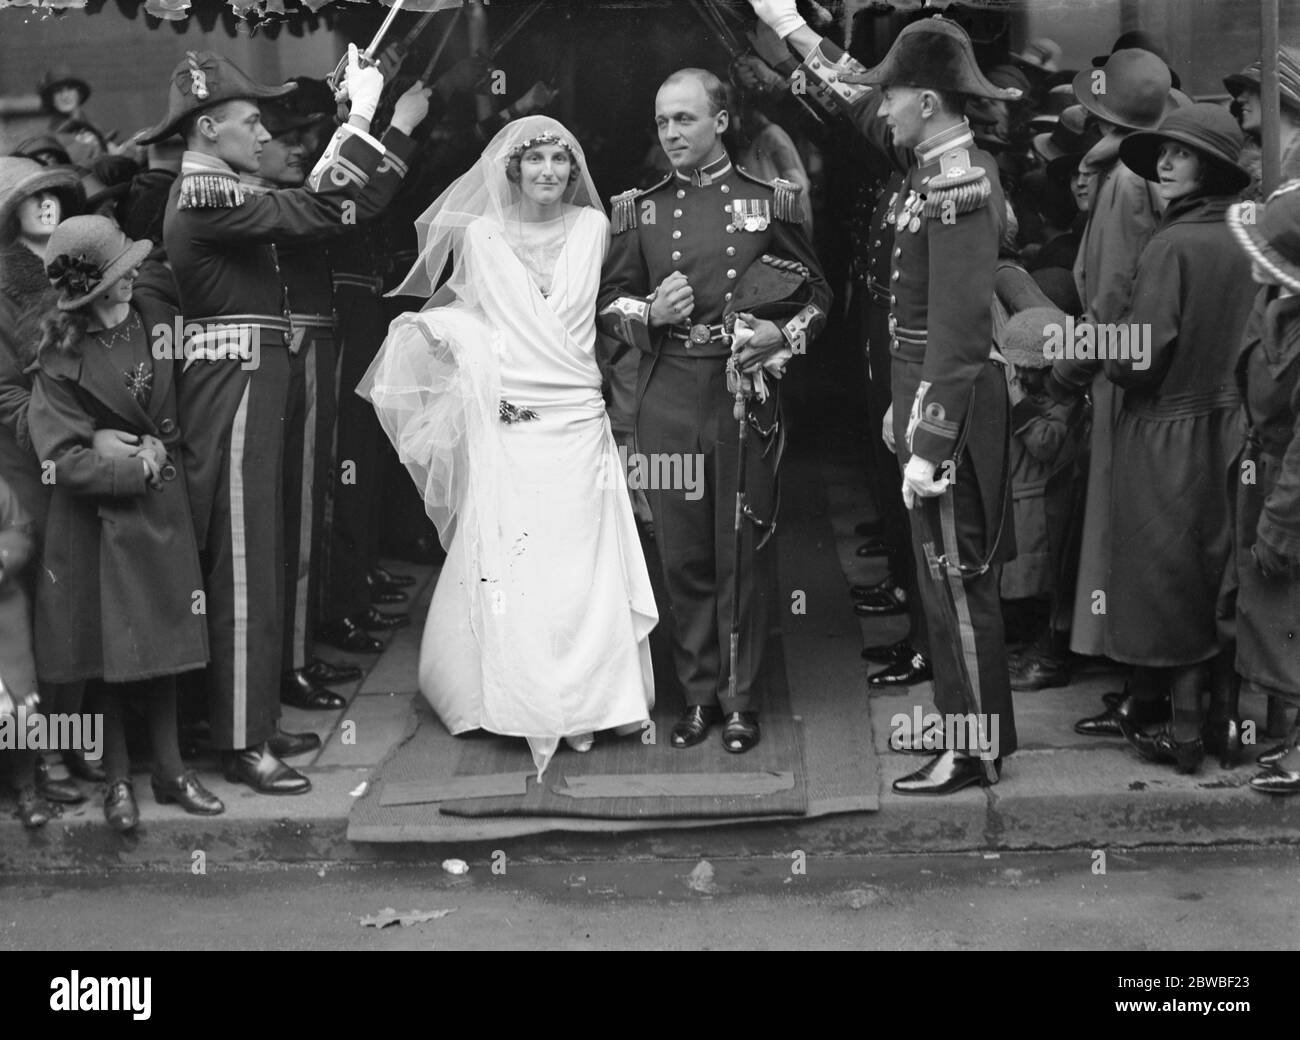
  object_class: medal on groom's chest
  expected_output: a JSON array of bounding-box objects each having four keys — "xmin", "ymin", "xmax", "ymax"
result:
[{"xmin": 731, "ymin": 198, "xmax": 771, "ymax": 233}]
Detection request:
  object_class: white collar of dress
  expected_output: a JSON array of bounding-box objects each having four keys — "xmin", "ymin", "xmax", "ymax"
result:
[
  {"xmin": 675, "ymin": 153, "xmax": 732, "ymax": 187},
  {"xmin": 915, "ymin": 120, "xmax": 974, "ymax": 165}
]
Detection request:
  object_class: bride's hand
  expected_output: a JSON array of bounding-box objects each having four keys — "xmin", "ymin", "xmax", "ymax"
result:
[{"xmin": 391, "ymin": 80, "xmax": 433, "ymax": 135}]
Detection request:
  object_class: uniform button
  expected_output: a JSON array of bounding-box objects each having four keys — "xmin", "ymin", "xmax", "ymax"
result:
[
  {"xmin": 671, "ymin": 250, "xmax": 682, "ymax": 261},
  {"xmin": 727, "ymin": 269, "xmax": 737, "ymax": 279},
  {"xmin": 724, "ymin": 292, "xmax": 733, "ymax": 302},
  {"xmin": 892, "ymin": 270, "xmax": 900, "ymax": 280},
  {"xmin": 726, "ymin": 225, "xmax": 735, "ymax": 233},
  {"xmin": 921, "ymin": 176, "xmax": 930, "ymax": 185},
  {"xmin": 891, "ymin": 295, "xmax": 897, "ymax": 305},
  {"xmin": 894, "ymin": 248, "xmax": 901, "ymax": 258},
  {"xmin": 874, "ymin": 240, "xmax": 881, "ymax": 247},
  {"xmin": 160, "ymin": 418, "xmax": 176, "ymax": 434},
  {"xmin": 724, "ymin": 203, "xmax": 732, "ymax": 212},
  {"xmin": 720, "ymin": 184, "xmax": 730, "ymax": 193},
  {"xmin": 674, "ymin": 209, "xmax": 683, "ymax": 218},
  {"xmin": 726, "ymin": 246, "xmax": 736, "ymax": 256},
  {"xmin": 672, "ymin": 230, "xmax": 682, "ymax": 239},
  {"xmin": 676, "ymin": 189, "xmax": 685, "ymax": 199}
]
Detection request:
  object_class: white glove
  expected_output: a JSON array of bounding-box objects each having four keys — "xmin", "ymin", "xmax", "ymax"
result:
[
  {"xmin": 342, "ymin": 43, "xmax": 385, "ymax": 122},
  {"xmin": 747, "ymin": 0, "xmax": 808, "ymax": 40},
  {"xmin": 901, "ymin": 455, "xmax": 950, "ymax": 509},
  {"xmin": 882, "ymin": 403, "xmax": 896, "ymax": 454}
]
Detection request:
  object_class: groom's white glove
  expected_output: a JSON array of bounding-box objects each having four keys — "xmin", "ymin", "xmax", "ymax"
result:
[
  {"xmin": 341, "ymin": 43, "xmax": 385, "ymax": 123},
  {"xmin": 901, "ymin": 455, "xmax": 950, "ymax": 510},
  {"xmin": 747, "ymin": 0, "xmax": 808, "ymax": 40}
]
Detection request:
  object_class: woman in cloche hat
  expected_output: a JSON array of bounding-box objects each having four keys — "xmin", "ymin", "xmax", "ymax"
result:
[
  {"xmin": 1226, "ymin": 181, "xmax": 1300, "ymax": 795},
  {"xmin": 29, "ymin": 215, "xmax": 222, "ymax": 832},
  {"xmin": 1100, "ymin": 103, "xmax": 1255, "ymax": 774}
]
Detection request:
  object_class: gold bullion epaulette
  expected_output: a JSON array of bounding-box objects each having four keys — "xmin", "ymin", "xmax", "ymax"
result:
[
  {"xmin": 921, "ymin": 147, "xmax": 989, "ymax": 219},
  {"xmin": 735, "ymin": 167, "xmax": 804, "ymax": 223},
  {"xmin": 610, "ymin": 172, "xmax": 672, "ymax": 234},
  {"xmin": 177, "ymin": 172, "xmax": 245, "ymax": 210}
]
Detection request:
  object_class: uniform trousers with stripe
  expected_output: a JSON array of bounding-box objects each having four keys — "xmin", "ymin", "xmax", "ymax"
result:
[
  {"xmin": 282, "ymin": 329, "xmax": 337, "ymax": 672},
  {"xmin": 892, "ymin": 357, "xmax": 1017, "ymax": 757},
  {"xmin": 179, "ymin": 346, "xmax": 290, "ymax": 750},
  {"xmin": 636, "ymin": 351, "xmax": 778, "ymax": 714},
  {"xmin": 320, "ymin": 285, "xmax": 383, "ymax": 624}
]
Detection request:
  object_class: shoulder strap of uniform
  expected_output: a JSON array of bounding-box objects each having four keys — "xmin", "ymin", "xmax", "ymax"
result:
[
  {"xmin": 734, "ymin": 166, "xmax": 805, "ymax": 223},
  {"xmin": 609, "ymin": 172, "xmax": 672, "ymax": 234},
  {"xmin": 921, "ymin": 146, "xmax": 990, "ymax": 219}
]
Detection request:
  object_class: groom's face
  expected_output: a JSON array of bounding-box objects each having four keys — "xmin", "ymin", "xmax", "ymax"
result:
[{"xmin": 655, "ymin": 78, "xmax": 726, "ymax": 172}]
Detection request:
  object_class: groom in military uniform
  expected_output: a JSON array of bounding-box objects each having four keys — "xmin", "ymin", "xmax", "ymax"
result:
[
  {"xmin": 598, "ymin": 68, "xmax": 828, "ymax": 753},
  {"xmin": 749, "ymin": 1, "xmax": 1021, "ymax": 792}
]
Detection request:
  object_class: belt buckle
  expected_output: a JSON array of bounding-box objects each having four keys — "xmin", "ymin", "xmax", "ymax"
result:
[{"xmin": 688, "ymin": 323, "xmax": 711, "ymax": 347}]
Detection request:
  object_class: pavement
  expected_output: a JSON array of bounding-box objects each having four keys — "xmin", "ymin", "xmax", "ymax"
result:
[{"xmin": 2, "ymin": 453, "xmax": 1298, "ymax": 873}]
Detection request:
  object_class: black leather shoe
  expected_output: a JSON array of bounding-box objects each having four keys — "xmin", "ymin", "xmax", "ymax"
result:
[
  {"xmin": 317, "ymin": 616, "xmax": 385, "ymax": 654},
  {"xmin": 302, "ymin": 657, "xmax": 363, "ymax": 686},
  {"xmin": 722, "ymin": 711, "xmax": 760, "ymax": 753},
  {"xmin": 16, "ymin": 784, "xmax": 54, "ymax": 828},
  {"xmin": 367, "ymin": 572, "xmax": 409, "ymax": 605},
  {"xmin": 63, "ymin": 749, "xmax": 107, "ymax": 783},
  {"xmin": 868, "ymin": 651, "xmax": 933, "ymax": 689},
  {"xmin": 853, "ymin": 585, "xmax": 907, "ymax": 616},
  {"xmin": 1075, "ymin": 693, "xmax": 1169, "ymax": 737},
  {"xmin": 850, "ymin": 576, "xmax": 898, "ymax": 599},
  {"xmin": 104, "ymin": 780, "xmax": 139, "ymax": 832},
  {"xmin": 1119, "ymin": 719, "xmax": 1204, "ymax": 774},
  {"xmin": 267, "ymin": 728, "xmax": 322, "ymax": 758},
  {"xmin": 893, "ymin": 750, "xmax": 1000, "ymax": 795},
  {"xmin": 357, "ymin": 606, "xmax": 410, "ymax": 632},
  {"xmin": 861, "ymin": 637, "xmax": 913, "ymax": 665},
  {"xmin": 855, "ymin": 536, "xmax": 890, "ymax": 558},
  {"xmin": 1009, "ymin": 653, "xmax": 1070, "ymax": 692},
  {"xmin": 854, "ymin": 519, "xmax": 884, "ymax": 538},
  {"xmin": 222, "ymin": 745, "xmax": 311, "ymax": 795},
  {"xmin": 35, "ymin": 756, "xmax": 85, "ymax": 804},
  {"xmin": 670, "ymin": 706, "xmax": 722, "ymax": 749},
  {"xmin": 281, "ymin": 670, "xmax": 347, "ymax": 710},
  {"xmin": 151, "ymin": 771, "xmax": 225, "ymax": 815},
  {"xmin": 1257, "ymin": 741, "xmax": 1295, "ymax": 767},
  {"xmin": 370, "ymin": 565, "xmax": 415, "ymax": 588},
  {"xmin": 1250, "ymin": 764, "xmax": 1300, "ymax": 795}
]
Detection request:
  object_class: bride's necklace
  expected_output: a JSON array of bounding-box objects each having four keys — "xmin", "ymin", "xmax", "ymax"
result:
[{"xmin": 92, "ymin": 311, "xmax": 141, "ymax": 352}]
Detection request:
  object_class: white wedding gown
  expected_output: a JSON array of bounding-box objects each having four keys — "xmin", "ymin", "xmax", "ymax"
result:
[{"xmin": 365, "ymin": 204, "xmax": 656, "ymax": 776}]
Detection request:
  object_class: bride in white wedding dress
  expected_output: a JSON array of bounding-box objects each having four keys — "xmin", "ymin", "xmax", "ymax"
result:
[{"xmin": 361, "ymin": 117, "xmax": 656, "ymax": 776}]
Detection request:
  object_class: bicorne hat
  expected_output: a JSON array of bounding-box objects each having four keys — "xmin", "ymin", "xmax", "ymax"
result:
[
  {"xmin": 838, "ymin": 16, "xmax": 1024, "ymax": 102},
  {"xmin": 135, "ymin": 51, "xmax": 295, "ymax": 146}
]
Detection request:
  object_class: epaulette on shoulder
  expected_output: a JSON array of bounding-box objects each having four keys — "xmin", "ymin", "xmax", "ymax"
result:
[
  {"xmin": 177, "ymin": 172, "xmax": 245, "ymax": 211},
  {"xmin": 921, "ymin": 147, "xmax": 990, "ymax": 219},
  {"xmin": 610, "ymin": 173, "xmax": 672, "ymax": 234},
  {"xmin": 735, "ymin": 167, "xmax": 804, "ymax": 223}
]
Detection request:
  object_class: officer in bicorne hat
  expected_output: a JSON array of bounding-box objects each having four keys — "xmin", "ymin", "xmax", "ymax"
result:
[
  {"xmin": 597, "ymin": 68, "xmax": 829, "ymax": 754},
  {"xmin": 138, "ymin": 46, "xmax": 423, "ymax": 794},
  {"xmin": 750, "ymin": 0, "xmax": 1021, "ymax": 793}
]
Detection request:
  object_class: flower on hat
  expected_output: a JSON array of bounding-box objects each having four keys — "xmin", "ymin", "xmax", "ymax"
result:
[
  {"xmin": 46, "ymin": 253, "xmax": 102, "ymax": 299},
  {"xmin": 145, "ymin": 0, "xmax": 191, "ymax": 21}
]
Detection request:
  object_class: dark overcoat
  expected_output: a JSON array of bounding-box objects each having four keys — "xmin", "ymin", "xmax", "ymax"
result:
[
  {"xmin": 26, "ymin": 291, "xmax": 208, "ymax": 684},
  {"xmin": 1234, "ymin": 288, "xmax": 1300, "ymax": 698},
  {"xmin": 1102, "ymin": 195, "xmax": 1254, "ymax": 667}
]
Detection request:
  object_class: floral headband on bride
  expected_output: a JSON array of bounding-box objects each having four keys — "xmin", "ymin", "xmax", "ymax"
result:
[{"xmin": 504, "ymin": 131, "xmax": 581, "ymax": 185}]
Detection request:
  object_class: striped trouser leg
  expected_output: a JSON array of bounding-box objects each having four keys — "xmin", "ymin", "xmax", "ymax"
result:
[
  {"xmin": 188, "ymin": 351, "xmax": 291, "ymax": 750},
  {"xmin": 282, "ymin": 343, "xmax": 314, "ymax": 673}
]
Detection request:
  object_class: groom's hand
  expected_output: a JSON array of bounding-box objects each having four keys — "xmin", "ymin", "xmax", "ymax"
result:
[
  {"xmin": 649, "ymin": 271, "xmax": 694, "ymax": 326},
  {"xmin": 747, "ymin": 0, "xmax": 808, "ymax": 40},
  {"xmin": 391, "ymin": 80, "xmax": 433, "ymax": 135}
]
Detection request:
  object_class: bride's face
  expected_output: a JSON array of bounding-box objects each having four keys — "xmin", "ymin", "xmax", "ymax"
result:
[{"xmin": 518, "ymin": 143, "xmax": 571, "ymax": 207}]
